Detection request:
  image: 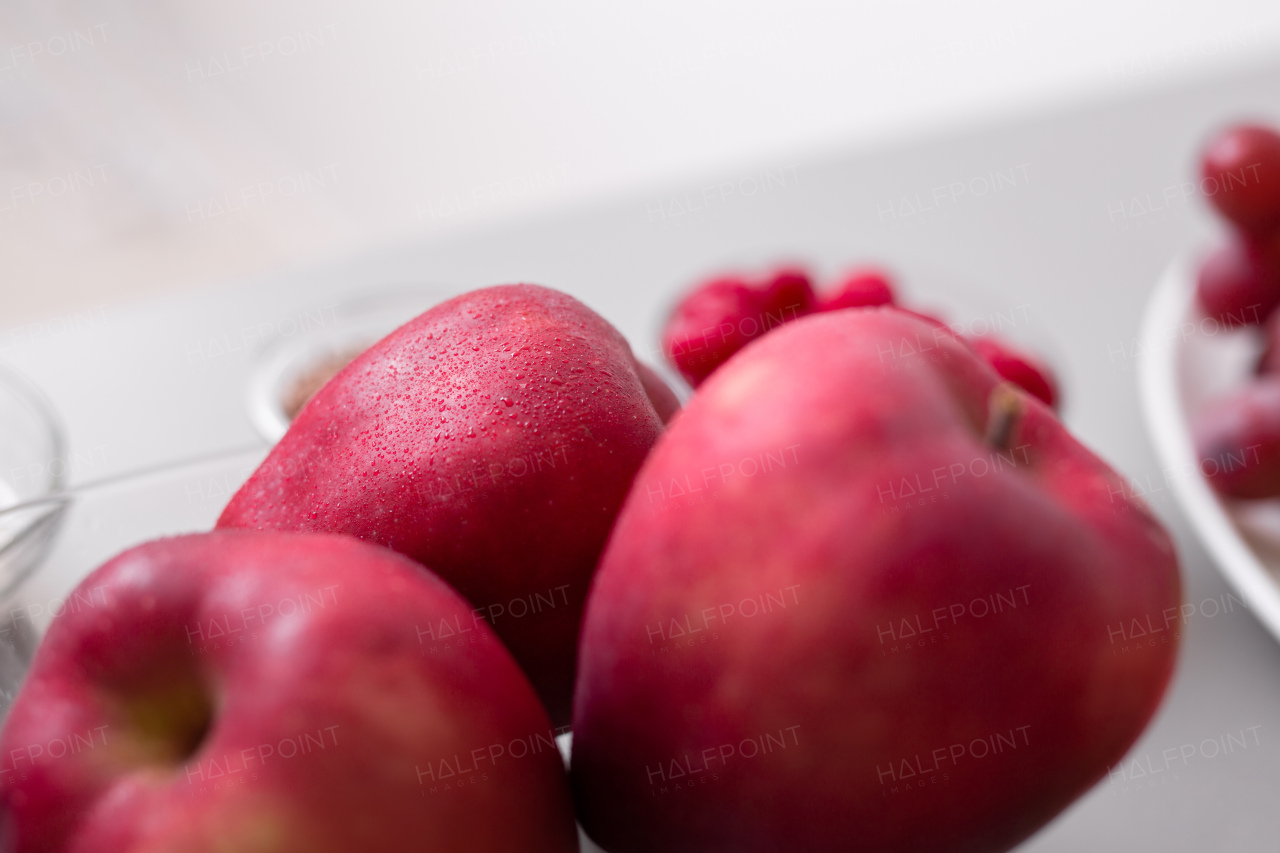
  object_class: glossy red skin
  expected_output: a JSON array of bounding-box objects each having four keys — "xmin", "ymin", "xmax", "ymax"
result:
[
  {"xmin": 1201, "ymin": 123, "xmax": 1280, "ymax": 235},
  {"xmin": 898, "ymin": 307, "xmax": 949, "ymax": 329},
  {"xmin": 573, "ymin": 309, "xmax": 1180, "ymax": 853},
  {"xmin": 217, "ymin": 285, "xmax": 663, "ymax": 726},
  {"xmin": 1196, "ymin": 239, "xmax": 1280, "ymax": 328},
  {"xmin": 1193, "ymin": 379, "xmax": 1280, "ymax": 498},
  {"xmin": 966, "ymin": 336, "xmax": 1059, "ymax": 410},
  {"xmin": 819, "ymin": 269, "xmax": 896, "ymax": 311},
  {"xmin": 0, "ymin": 531, "xmax": 578, "ymax": 853}
]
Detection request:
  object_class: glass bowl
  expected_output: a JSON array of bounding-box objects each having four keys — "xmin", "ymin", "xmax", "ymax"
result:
[
  {"xmin": 0, "ymin": 363, "xmax": 66, "ymax": 506},
  {"xmin": 0, "ymin": 445, "xmax": 269, "ymax": 717},
  {"xmin": 0, "ymin": 364, "xmax": 69, "ymax": 598}
]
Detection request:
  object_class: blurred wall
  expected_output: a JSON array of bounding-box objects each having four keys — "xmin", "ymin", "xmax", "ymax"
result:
[{"xmin": 1, "ymin": 0, "xmax": 1279, "ymax": 324}]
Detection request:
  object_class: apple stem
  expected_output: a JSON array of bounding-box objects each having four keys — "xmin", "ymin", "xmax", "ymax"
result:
[{"xmin": 984, "ymin": 383, "xmax": 1024, "ymax": 451}]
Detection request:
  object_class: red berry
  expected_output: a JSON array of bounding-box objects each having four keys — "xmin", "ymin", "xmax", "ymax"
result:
[
  {"xmin": 1193, "ymin": 378, "xmax": 1280, "ymax": 498},
  {"xmin": 758, "ymin": 267, "xmax": 817, "ymax": 328},
  {"xmin": 662, "ymin": 278, "xmax": 765, "ymax": 386},
  {"xmin": 1201, "ymin": 123, "xmax": 1280, "ymax": 234},
  {"xmin": 663, "ymin": 268, "xmax": 817, "ymax": 387},
  {"xmin": 967, "ymin": 335, "xmax": 1059, "ymax": 410},
  {"xmin": 819, "ymin": 269, "xmax": 896, "ymax": 311},
  {"xmin": 1196, "ymin": 238, "xmax": 1280, "ymax": 328}
]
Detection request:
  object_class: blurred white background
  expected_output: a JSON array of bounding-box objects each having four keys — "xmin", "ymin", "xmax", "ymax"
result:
[{"xmin": 3, "ymin": 0, "xmax": 1280, "ymax": 324}]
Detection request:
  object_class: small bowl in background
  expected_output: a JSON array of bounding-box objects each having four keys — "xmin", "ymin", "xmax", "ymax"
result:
[{"xmin": 245, "ymin": 284, "xmax": 457, "ymax": 443}]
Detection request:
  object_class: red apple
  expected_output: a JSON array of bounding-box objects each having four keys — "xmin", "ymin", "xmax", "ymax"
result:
[
  {"xmin": 1193, "ymin": 379, "xmax": 1280, "ymax": 499},
  {"xmin": 965, "ymin": 335, "xmax": 1059, "ymax": 409},
  {"xmin": 635, "ymin": 363, "xmax": 681, "ymax": 424},
  {"xmin": 0, "ymin": 530, "xmax": 578, "ymax": 852},
  {"xmin": 1201, "ymin": 123, "xmax": 1280, "ymax": 235},
  {"xmin": 572, "ymin": 308, "xmax": 1180, "ymax": 853},
  {"xmin": 218, "ymin": 284, "xmax": 663, "ymax": 726},
  {"xmin": 898, "ymin": 306, "xmax": 950, "ymax": 329}
]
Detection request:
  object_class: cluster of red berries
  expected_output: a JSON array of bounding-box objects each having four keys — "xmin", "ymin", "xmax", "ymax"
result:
[
  {"xmin": 661, "ymin": 266, "xmax": 1059, "ymax": 409},
  {"xmin": 1192, "ymin": 123, "xmax": 1280, "ymax": 499},
  {"xmin": 1195, "ymin": 124, "xmax": 1280, "ymax": 329}
]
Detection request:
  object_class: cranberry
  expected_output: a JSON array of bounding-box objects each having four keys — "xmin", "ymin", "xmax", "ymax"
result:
[
  {"xmin": 758, "ymin": 267, "xmax": 817, "ymax": 329},
  {"xmin": 1196, "ymin": 238, "xmax": 1280, "ymax": 328},
  {"xmin": 1201, "ymin": 123, "xmax": 1280, "ymax": 235},
  {"xmin": 1194, "ymin": 378, "xmax": 1280, "ymax": 498}
]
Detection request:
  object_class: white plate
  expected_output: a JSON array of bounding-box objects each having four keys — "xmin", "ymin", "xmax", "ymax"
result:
[{"xmin": 1139, "ymin": 252, "xmax": 1280, "ymax": 642}]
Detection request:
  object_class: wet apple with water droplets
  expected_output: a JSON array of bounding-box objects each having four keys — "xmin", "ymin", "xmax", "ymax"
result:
[{"xmin": 219, "ymin": 284, "xmax": 669, "ymax": 725}]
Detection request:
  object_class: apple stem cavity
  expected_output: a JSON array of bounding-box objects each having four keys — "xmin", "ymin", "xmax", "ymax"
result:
[{"xmin": 984, "ymin": 383, "xmax": 1025, "ymax": 452}]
